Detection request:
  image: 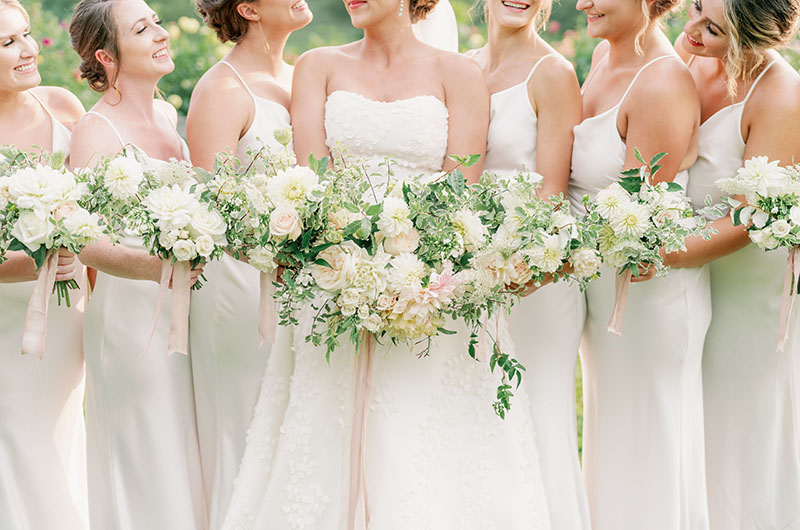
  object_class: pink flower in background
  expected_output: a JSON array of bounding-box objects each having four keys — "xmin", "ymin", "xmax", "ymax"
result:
[
  {"xmin": 548, "ymin": 21, "xmax": 561, "ymax": 33},
  {"xmin": 42, "ymin": 38, "xmax": 52, "ymax": 47},
  {"xmin": 59, "ymin": 22, "xmax": 68, "ymax": 29}
]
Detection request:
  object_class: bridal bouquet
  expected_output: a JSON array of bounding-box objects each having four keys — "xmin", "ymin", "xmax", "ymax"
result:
[
  {"xmin": 275, "ymin": 156, "xmax": 534, "ymax": 417},
  {"xmin": 717, "ymin": 156, "xmax": 800, "ymax": 350},
  {"xmin": 0, "ymin": 146, "xmax": 104, "ymax": 357},
  {"xmin": 581, "ymin": 150, "xmax": 708, "ymax": 334}
]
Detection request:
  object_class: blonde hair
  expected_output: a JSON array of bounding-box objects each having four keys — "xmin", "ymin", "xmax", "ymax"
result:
[
  {"xmin": 634, "ymin": 0, "xmax": 683, "ymax": 55},
  {"xmin": 722, "ymin": 0, "xmax": 800, "ymax": 96},
  {"xmin": 0, "ymin": 0, "xmax": 30, "ymax": 21}
]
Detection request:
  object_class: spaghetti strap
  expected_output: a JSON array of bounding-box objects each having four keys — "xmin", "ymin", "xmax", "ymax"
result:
[
  {"xmin": 743, "ymin": 61, "xmax": 777, "ymax": 104},
  {"xmin": 86, "ymin": 110, "xmax": 126, "ymax": 148},
  {"xmin": 581, "ymin": 53, "xmax": 609, "ymax": 94},
  {"xmin": 220, "ymin": 60, "xmax": 257, "ymax": 101},
  {"xmin": 28, "ymin": 90, "xmax": 57, "ymax": 121},
  {"xmin": 523, "ymin": 54, "xmax": 558, "ymax": 85},
  {"xmin": 617, "ymin": 55, "xmax": 673, "ymax": 108}
]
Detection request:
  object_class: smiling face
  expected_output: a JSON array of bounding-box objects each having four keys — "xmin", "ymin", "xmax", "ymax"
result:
[
  {"xmin": 682, "ymin": 0, "xmax": 730, "ymax": 58},
  {"xmin": 486, "ymin": 0, "xmax": 543, "ymax": 31},
  {"xmin": 576, "ymin": 0, "xmax": 647, "ymax": 41},
  {"xmin": 0, "ymin": 6, "xmax": 41, "ymax": 93},
  {"xmin": 111, "ymin": 0, "xmax": 173, "ymax": 81},
  {"xmin": 256, "ymin": 0, "xmax": 314, "ymax": 34}
]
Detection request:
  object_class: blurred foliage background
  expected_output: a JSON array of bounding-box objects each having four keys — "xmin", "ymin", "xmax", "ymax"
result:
[{"xmin": 28, "ymin": 0, "xmax": 800, "ymax": 117}]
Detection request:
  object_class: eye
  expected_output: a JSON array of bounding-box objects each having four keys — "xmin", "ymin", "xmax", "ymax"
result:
[
  {"xmin": 692, "ymin": 0, "xmax": 701, "ymax": 12},
  {"xmin": 136, "ymin": 25, "xmax": 147, "ymax": 34},
  {"xmin": 155, "ymin": 19, "xmax": 163, "ymax": 26},
  {"xmin": 2, "ymin": 39, "xmax": 13, "ymax": 48},
  {"xmin": 706, "ymin": 23, "xmax": 718, "ymax": 36}
]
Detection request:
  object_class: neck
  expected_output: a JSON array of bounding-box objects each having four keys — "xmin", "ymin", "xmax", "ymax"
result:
[
  {"xmin": 606, "ymin": 23, "xmax": 664, "ymax": 67},
  {"xmin": 228, "ymin": 24, "xmax": 289, "ymax": 77},
  {"xmin": 0, "ymin": 88, "xmax": 27, "ymax": 117},
  {"xmin": 362, "ymin": 17, "xmax": 417, "ymax": 63},
  {"xmin": 486, "ymin": 18, "xmax": 539, "ymax": 69},
  {"xmin": 101, "ymin": 74, "xmax": 159, "ymax": 120}
]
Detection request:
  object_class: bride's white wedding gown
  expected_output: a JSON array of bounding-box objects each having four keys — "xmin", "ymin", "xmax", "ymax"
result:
[{"xmin": 222, "ymin": 90, "xmax": 552, "ymax": 529}]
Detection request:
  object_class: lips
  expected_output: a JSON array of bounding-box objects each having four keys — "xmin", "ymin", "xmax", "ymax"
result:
[
  {"xmin": 152, "ymin": 48, "xmax": 169, "ymax": 59},
  {"xmin": 347, "ymin": 0, "xmax": 366, "ymax": 9},
  {"xmin": 292, "ymin": 0, "xmax": 308, "ymax": 9},
  {"xmin": 685, "ymin": 33, "xmax": 703, "ymax": 47},
  {"xmin": 13, "ymin": 62, "xmax": 36, "ymax": 74},
  {"xmin": 586, "ymin": 12, "xmax": 605, "ymax": 22},
  {"xmin": 501, "ymin": 1, "xmax": 530, "ymax": 10}
]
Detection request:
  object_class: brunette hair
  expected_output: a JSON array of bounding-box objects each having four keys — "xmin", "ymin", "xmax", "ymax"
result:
[
  {"xmin": 69, "ymin": 0, "xmax": 120, "ymax": 92},
  {"xmin": 195, "ymin": 0, "xmax": 257, "ymax": 43},
  {"xmin": 635, "ymin": 0, "xmax": 684, "ymax": 55}
]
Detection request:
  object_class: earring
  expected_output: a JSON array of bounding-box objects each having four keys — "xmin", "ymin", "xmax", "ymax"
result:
[
  {"xmin": 256, "ymin": 17, "xmax": 271, "ymax": 53},
  {"xmin": 398, "ymin": 0, "xmax": 404, "ymax": 16}
]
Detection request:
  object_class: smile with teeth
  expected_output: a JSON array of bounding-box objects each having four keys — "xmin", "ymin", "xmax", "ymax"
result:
[
  {"xmin": 153, "ymin": 48, "xmax": 168, "ymax": 59},
  {"xmin": 586, "ymin": 12, "xmax": 605, "ymax": 20},
  {"xmin": 14, "ymin": 63, "xmax": 36, "ymax": 73},
  {"xmin": 292, "ymin": 0, "xmax": 307, "ymax": 9},
  {"xmin": 686, "ymin": 33, "xmax": 703, "ymax": 46},
  {"xmin": 501, "ymin": 1, "xmax": 529, "ymax": 9}
]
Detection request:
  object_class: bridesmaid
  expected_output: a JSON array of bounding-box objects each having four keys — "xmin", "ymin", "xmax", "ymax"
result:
[
  {"xmin": 568, "ymin": 0, "xmax": 708, "ymax": 528},
  {"xmin": 467, "ymin": 1, "xmax": 588, "ymax": 528},
  {"xmin": 0, "ymin": 1, "xmax": 88, "ymax": 528},
  {"xmin": 187, "ymin": 0, "xmax": 312, "ymax": 526},
  {"xmin": 671, "ymin": 0, "xmax": 800, "ymax": 527},
  {"xmin": 69, "ymin": 0, "xmax": 206, "ymax": 528}
]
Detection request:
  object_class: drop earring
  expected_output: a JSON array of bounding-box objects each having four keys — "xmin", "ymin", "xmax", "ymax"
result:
[
  {"xmin": 398, "ymin": 0, "xmax": 404, "ymax": 17},
  {"xmin": 257, "ymin": 16, "xmax": 271, "ymax": 53}
]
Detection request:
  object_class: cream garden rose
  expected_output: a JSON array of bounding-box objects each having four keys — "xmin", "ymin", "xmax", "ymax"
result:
[
  {"xmin": 269, "ymin": 205, "xmax": 303, "ymax": 241},
  {"xmin": 172, "ymin": 239, "xmax": 197, "ymax": 261},
  {"xmin": 383, "ymin": 227, "xmax": 420, "ymax": 255},
  {"xmin": 310, "ymin": 243, "xmax": 357, "ymax": 291}
]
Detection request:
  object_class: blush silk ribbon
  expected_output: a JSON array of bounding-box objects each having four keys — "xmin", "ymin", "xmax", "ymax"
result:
[
  {"xmin": 607, "ymin": 268, "xmax": 633, "ymax": 336},
  {"xmin": 347, "ymin": 333, "xmax": 375, "ymax": 530},
  {"xmin": 777, "ymin": 247, "xmax": 800, "ymax": 352},
  {"xmin": 258, "ymin": 271, "xmax": 277, "ymax": 347},
  {"xmin": 144, "ymin": 260, "xmax": 191, "ymax": 356},
  {"xmin": 20, "ymin": 250, "xmax": 59, "ymax": 358}
]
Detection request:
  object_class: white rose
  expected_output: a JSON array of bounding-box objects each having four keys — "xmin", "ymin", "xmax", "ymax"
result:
[
  {"xmin": 771, "ymin": 219, "xmax": 792, "ymax": 238},
  {"xmin": 159, "ymin": 230, "xmax": 179, "ymax": 249},
  {"xmin": 105, "ymin": 154, "xmax": 145, "ymax": 200},
  {"xmin": 570, "ymin": 248, "xmax": 602, "ymax": 279},
  {"xmin": 328, "ymin": 208, "xmax": 358, "ymax": 231},
  {"xmin": 189, "ymin": 206, "xmax": 227, "ymax": 244},
  {"xmin": 383, "ymin": 227, "xmax": 420, "ymax": 256},
  {"xmin": 310, "ymin": 243, "xmax": 356, "ymax": 291},
  {"xmin": 172, "ymin": 239, "xmax": 197, "ymax": 261},
  {"xmin": 269, "ymin": 206, "xmax": 303, "ymax": 241},
  {"xmin": 247, "ymin": 246, "xmax": 278, "ymax": 273},
  {"xmin": 195, "ymin": 234, "xmax": 215, "ymax": 258},
  {"xmin": 364, "ymin": 313, "xmax": 383, "ymax": 333},
  {"xmin": 11, "ymin": 210, "xmax": 53, "ymax": 251},
  {"xmin": 341, "ymin": 304, "xmax": 357, "ymax": 317},
  {"xmin": 340, "ymin": 288, "xmax": 361, "ymax": 307},
  {"xmin": 750, "ymin": 228, "xmax": 779, "ymax": 250},
  {"xmin": 790, "ymin": 206, "xmax": 800, "ymax": 227}
]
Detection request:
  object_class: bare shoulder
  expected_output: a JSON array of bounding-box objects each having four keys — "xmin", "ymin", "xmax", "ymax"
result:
[
  {"xmin": 295, "ymin": 44, "xmax": 355, "ymax": 73},
  {"xmin": 748, "ymin": 59, "xmax": 800, "ymax": 120},
  {"xmin": 154, "ymin": 99, "xmax": 178, "ymax": 128},
  {"xmin": 31, "ymin": 86, "xmax": 85, "ymax": 128},
  {"xmin": 188, "ymin": 62, "xmax": 252, "ymax": 118},
  {"xmin": 435, "ymin": 49, "xmax": 484, "ymax": 81},
  {"xmin": 634, "ymin": 55, "xmax": 696, "ymax": 103},
  {"xmin": 590, "ymin": 39, "xmax": 610, "ymax": 64},
  {"xmin": 535, "ymin": 53, "xmax": 579, "ymax": 85},
  {"xmin": 70, "ymin": 111, "xmax": 125, "ymax": 163}
]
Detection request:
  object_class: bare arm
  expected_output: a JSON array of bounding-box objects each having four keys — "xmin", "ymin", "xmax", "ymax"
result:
[
  {"xmin": 532, "ymin": 57, "xmax": 582, "ymax": 198},
  {"xmin": 668, "ymin": 70, "xmax": 800, "ymax": 268},
  {"xmin": 621, "ymin": 60, "xmax": 699, "ymax": 183},
  {"xmin": 187, "ymin": 70, "xmax": 252, "ymax": 170},
  {"xmin": 70, "ymin": 116, "xmax": 164, "ymax": 282},
  {"xmin": 291, "ymin": 50, "xmax": 332, "ymax": 167},
  {"xmin": 441, "ymin": 54, "xmax": 490, "ymax": 183}
]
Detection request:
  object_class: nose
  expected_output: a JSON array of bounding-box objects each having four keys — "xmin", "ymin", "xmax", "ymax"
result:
[
  {"xmin": 576, "ymin": 0, "xmax": 592, "ymax": 11},
  {"xmin": 154, "ymin": 22, "xmax": 169, "ymax": 43},
  {"xmin": 20, "ymin": 37, "xmax": 38, "ymax": 60}
]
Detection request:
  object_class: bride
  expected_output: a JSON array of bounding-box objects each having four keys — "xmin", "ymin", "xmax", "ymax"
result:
[{"xmin": 222, "ymin": 0, "xmax": 553, "ymax": 528}]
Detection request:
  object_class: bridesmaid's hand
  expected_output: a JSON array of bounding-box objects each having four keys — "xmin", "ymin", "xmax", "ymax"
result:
[
  {"xmin": 188, "ymin": 264, "xmax": 205, "ymax": 288},
  {"xmin": 55, "ymin": 248, "xmax": 77, "ymax": 282},
  {"xmin": 630, "ymin": 249, "xmax": 667, "ymax": 283}
]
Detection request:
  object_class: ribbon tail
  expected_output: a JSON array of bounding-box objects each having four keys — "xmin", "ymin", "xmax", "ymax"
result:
[
  {"xmin": 167, "ymin": 261, "xmax": 192, "ymax": 356},
  {"xmin": 21, "ymin": 251, "xmax": 59, "ymax": 359},
  {"xmin": 144, "ymin": 261, "xmax": 172, "ymax": 355},
  {"xmin": 258, "ymin": 271, "xmax": 277, "ymax": 347},
  {"xmin": 777, "ymin": 247, "xmax": 800, "ymax": 352},
  {"xmin": 607, "ymin": 268, "xmax": 633, "ymax": 336},
  {"xmin": 348, "ymin": 334, "xmax": 373, "ymax": 530}
]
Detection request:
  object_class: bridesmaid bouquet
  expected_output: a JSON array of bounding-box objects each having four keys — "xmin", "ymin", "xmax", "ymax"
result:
[
  {"xmin": 581, "ymin": 149, "xmax": 707, "ymax": 334},
  {"xmin": 717, "ymin": 156, "xmax": 800, "ymax": 350},
  {"xmin": 0, "ymin": 146, "xmax": 104, "ymax": 357}
]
